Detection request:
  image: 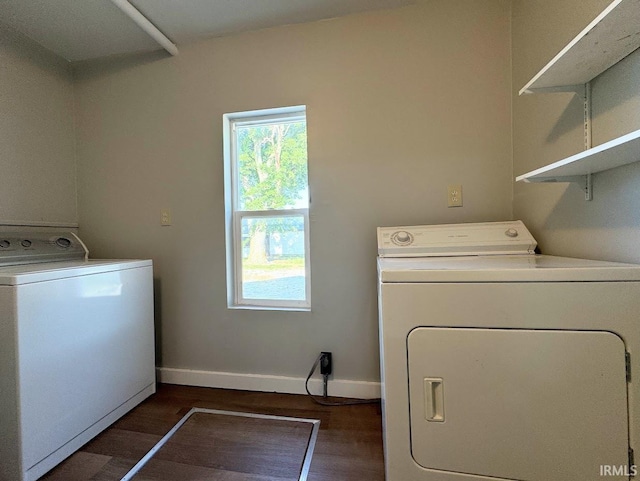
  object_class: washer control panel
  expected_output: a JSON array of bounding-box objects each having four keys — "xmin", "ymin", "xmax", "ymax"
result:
[
  {"xmin": 378, "ymin": 221, "xmax": 537, "ymax": 257},
  {"xmin": 0, "ymin": 232, "xmax": 88, "ymax": 266}
]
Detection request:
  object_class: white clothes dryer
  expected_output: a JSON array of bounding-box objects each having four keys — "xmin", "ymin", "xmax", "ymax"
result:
[{"xmin": 377, "ymin": 221, "xmax": 640, "ymax": 481}]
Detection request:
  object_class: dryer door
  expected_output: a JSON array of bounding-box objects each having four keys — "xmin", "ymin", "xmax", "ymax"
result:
[{"xmin": 408, "ymin": 328, "xmax": 630, "ymax": 480}]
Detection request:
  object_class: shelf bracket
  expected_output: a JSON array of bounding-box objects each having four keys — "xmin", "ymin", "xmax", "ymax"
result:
[
  {"xmin": 583, "ymin": 82, "xmax": 592, "ymax": 151},
  {"xmin": 533, "ymin": 174, "xmax": 593, "ymax": 201}
]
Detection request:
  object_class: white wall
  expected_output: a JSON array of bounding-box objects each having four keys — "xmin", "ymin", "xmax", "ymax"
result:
[
  {"xmin": 0, "ymin": 24, "xmax": 76, "ymax": 227},
  {"xmin": 73, "ymin": 0, "xmax": 513, "ymax": 386},
  {"xmin": 4, "ymin": 0, "xmax": 637, "ymax": 392},
  {"xmin": 512, "ymin": 0, "xmax": 640, "ymax": 263}
]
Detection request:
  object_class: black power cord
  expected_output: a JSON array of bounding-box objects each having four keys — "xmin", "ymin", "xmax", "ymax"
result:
[{"xmin": 305, "ymin": 353, "xmax": 381, "ymax": 406}]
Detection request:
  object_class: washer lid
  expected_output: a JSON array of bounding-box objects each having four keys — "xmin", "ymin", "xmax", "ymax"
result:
[
  {"xmin": 0, "ymin": 259, "xmax": 152, "ymax": 285},
  {"xmin": 378, "ymin": 254, "xmax": 640, "ymax": 282},
  {"xmin": 377, "ymin": 221, "xmax": 537, "ymax": 257}
]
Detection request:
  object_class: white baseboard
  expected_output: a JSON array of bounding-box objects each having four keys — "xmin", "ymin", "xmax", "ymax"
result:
[{"xmin": 156, "ymin": 367, "xmax": 381, "ymax": 399}]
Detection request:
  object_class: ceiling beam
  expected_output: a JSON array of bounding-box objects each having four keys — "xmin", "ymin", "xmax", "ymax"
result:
[{"xmin": 109, "ymin": 0, "xmax": 178, "ymax": 56}]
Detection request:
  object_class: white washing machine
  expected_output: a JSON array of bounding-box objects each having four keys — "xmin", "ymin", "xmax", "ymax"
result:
[
  {"xmin": 377, "ymin": 221, "xmax": 640, "ymax": 481},
  {"xmin": 0, "ymin": 232, "xmax": 156, "ymax": 481}
]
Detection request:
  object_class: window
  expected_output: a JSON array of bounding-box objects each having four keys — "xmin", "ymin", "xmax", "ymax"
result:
[{"xmin": 223, "ymin": 106, "xmax": 310, "ymax": 310}]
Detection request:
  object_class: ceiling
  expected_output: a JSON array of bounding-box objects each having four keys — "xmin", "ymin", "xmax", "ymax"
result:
[{"xmin": 0, "ymin": 0, "xmax": 416, "ymax": 62}]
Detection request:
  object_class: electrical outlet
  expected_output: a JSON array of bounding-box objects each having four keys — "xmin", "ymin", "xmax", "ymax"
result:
[
  {"xmin": 447, "ymin": 185, "xmax": 463, "ymax": 207},
  {"xmin": 161, "ymin": 209, "xmax": 172, "ymax": 226},
  {"xmin": 320, "ymin": 352, "xmax": 332, "ymax": 376}
]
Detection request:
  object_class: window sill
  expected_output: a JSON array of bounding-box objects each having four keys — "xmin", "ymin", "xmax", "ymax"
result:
[{"xmin": 227, "ymin": 305, "xmax": 311, "ymax": 312}]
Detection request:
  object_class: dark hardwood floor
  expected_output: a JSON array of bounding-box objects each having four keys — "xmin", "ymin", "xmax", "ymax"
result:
[{"xmin": 42, "ymin": 383, "xmax": 385, "ymax": 481}]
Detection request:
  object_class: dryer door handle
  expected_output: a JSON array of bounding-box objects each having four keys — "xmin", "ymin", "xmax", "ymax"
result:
[{"xmin": 424, "ymin": 377, "xmax": 445, "ymax": 422}]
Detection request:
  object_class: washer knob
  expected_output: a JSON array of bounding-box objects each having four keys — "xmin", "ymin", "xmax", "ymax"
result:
[
  {"xmin": 505, "ymin": 228, "xmax": 519, "ymax": 238},
  {"xmin": 21, "ymin": 240, "xmax": 32, "ymax": 248},
  {"xmin": 0, "ymin": 240, "xmax": 9, "ymax": 248},
  {"xmin": 56, "ymin": 237, "xmax": 71, "ymax": 248}
]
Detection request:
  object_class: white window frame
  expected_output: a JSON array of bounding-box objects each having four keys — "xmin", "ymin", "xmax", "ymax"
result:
[{"xmin": 223, "ymin": 106, "xmax": 311, "ymax": 310}]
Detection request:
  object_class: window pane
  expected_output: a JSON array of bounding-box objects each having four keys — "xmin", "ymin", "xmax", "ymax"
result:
[
  {"xmin": 236, "ymin": 120, "xmax": 308, "ymax": 211},
  {"xmin": 240, "ymin": 215, "xmax": 306, "ymax": 301}
]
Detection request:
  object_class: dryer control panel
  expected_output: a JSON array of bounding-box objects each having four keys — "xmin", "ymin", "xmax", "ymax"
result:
[{"xmin": 377, "ymin": 220, "xmax": 537, "ymax": 257}]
